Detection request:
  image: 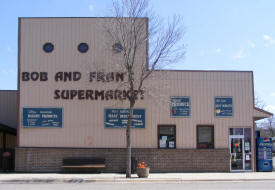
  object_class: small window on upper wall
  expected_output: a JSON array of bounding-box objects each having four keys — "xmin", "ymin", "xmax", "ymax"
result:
[
  {"xmin": 112, "ymin": 42, "xmax": 123, "ymax": 53},
  {"xmin": 197, "ymin": 125, "xmax": 214, "ymax": 149},
  {"xmin": 78, "ymin": 43, "xmax": 89, "ymax": 53},
  {"xmin": 158, "ymin": 125, "xmax": 176, "ymax": 149},
  {"xmin": 43, "ymin": 42, "xmax": 54, "ymax": 53}
]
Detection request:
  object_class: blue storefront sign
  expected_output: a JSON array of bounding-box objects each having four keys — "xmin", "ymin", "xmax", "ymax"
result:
[
  {"xmin": 104, "ymin": 109, "xmax": 145, "ymax": 128},
  {"xmin": 215, "ymin": 97, "xmax": 233, "ymax": 117},
  {"xmin": 170, "ymin": 97, "xmax": 190, "ymax": 117},
  {"xmin": 22, "ymin": 108, "xmax": 63, "ymax": 128}
]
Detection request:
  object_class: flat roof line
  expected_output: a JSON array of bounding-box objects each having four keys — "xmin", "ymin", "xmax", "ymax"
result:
[
  {"xmin": 18, "ymin": 17, "xmax": 148, "ymax": 19},
  {"xmin": 0, "ymin": 90, "xmax": 17, "ymax": 91},
  {"xmin": 152, "ymin": 70, "xmax": 253, "ymax": 73}
]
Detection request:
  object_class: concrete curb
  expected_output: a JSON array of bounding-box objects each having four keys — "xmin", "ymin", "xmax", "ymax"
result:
[
  {"xmin": 1, "ymin": 178, "xmax": 275, "ymax": 184},
  {"xmin": 1, "ymin": 172, "xmax": 275, "ymax": 184}
]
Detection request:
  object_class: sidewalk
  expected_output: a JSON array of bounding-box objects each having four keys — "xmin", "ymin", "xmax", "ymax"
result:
[{"xmin": 0, "ymin": 172, "xmax": 275, "ymax": 183}]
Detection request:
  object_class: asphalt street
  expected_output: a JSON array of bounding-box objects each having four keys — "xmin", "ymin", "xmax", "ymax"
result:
[{"xmin": 1, "ymin": 181, "xmax": 275, "ymax": 190}]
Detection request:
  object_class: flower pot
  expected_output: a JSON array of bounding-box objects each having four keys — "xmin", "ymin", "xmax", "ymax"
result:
[{"xmin": 136, "ymin": 167, "xmax": 150, "ymax": 178}]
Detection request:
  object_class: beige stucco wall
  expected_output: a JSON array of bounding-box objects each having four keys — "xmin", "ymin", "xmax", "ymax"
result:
[{"xmin": 18, "ymin": 18, "xmax": 254, "ymax": 149}]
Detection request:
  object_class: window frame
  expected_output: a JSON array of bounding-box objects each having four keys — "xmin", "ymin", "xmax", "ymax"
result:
[
  {"xmin": 196, "ymin": 125, "xmax": 214, "ymax": 149},
  {"xmin": 157, "ymin": 125, "xmax": 176, "ymax": 149},
  {"xmin": 112, "ymin": 42, "xmax": 123, "ymax": 53}
]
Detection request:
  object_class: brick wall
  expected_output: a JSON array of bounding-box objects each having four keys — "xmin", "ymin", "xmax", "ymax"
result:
[{"xmin": 15, "ymin": 147, "xmax": 230, "ymax": 172}]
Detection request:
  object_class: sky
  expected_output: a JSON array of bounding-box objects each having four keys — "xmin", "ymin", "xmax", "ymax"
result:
[{"xmin": 0, "ymin": 0, "xmax": 275, "ymax": 114}]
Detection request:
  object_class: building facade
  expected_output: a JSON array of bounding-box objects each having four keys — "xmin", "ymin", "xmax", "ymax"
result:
[{"xmin": 15, "ymin": 18, "xmax": 272, "ymax": 173}]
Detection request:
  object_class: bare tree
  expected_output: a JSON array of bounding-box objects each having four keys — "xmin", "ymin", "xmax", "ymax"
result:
[
  {"xmin": 254, "ymin": 95, "xmax": 274, "ymax": 137},
  {"xmin": 266, "ymin": 116, "xmax": 275, "ymax": 137},
  {"xmin": 258, "ymin": 116, "xmax": 275, "ymax": 137},
  {"xmin": 107, "ymin": 0, "xmax": 185, "ymax": 177},
  {"xmin": 254, "ymin": 95, "xmax": 266, "ymax": 109}
]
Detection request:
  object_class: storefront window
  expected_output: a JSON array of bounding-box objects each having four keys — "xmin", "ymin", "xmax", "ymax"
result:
[
  {"xmin": 197, "ymin": 125, "xmax": 214, "ymax": 149},
  {"xmin": 158, "ymin": 125, "xmax": 176, "ymax": 149}
]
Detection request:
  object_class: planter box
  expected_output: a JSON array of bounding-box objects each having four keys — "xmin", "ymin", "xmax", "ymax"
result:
[{"xmin": 136, "ymin": 167, "xmax": 150, "ymax": 178}]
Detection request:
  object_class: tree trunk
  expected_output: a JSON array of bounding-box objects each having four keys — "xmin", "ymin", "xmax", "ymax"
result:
[{"xmin": 126, "ymin": 102, "xmax": 134, "ymax": 178}]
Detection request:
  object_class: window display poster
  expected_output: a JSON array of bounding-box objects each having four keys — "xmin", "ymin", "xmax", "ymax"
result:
[
  {"xmin": 169, "ymin": 141, "xmax": 175, "ymax": 148},
  {"xmin": 160, "ymin": 140, "xmax": 167, "ymax": 148},
  {"xmin": 245, "ymin": 142, "xmax": 250, "ymax": 151},
  {"xmin": 170, "ymin": 97, "xmax": 190, "ymax": 117}
]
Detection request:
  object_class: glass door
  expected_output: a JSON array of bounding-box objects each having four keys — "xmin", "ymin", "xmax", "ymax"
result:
[
  {"xmin": 229, "ymin": 128, "xmax": 252, "ymax": 172},
  {"xmin": 229, "ymin": 135, "xmax": 244, "ymax": 171}
]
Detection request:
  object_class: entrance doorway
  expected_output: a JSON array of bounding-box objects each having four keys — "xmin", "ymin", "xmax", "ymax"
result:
[
  {"xmin": 229, "ymin": 128, "xmax": 252, "ymax": 172},
  {"xmin": 230, "ymin": 136, "xmax": 244, "ymax": 171}
]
